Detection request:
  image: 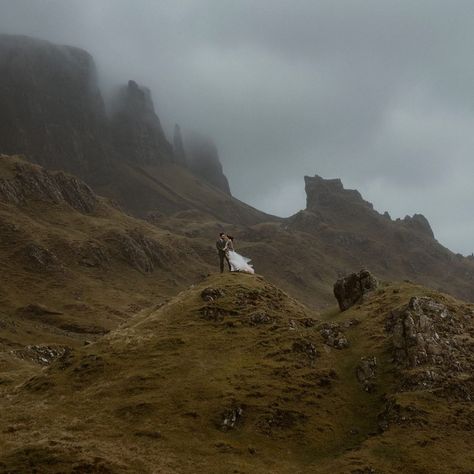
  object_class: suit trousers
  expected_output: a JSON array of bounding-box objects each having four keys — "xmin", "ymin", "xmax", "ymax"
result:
[{"xmin": 219, "ymin": 250, "xmax": 231, "ymax": 273}]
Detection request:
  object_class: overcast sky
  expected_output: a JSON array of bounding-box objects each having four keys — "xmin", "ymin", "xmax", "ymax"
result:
[{"xmin": 0, "ymin": 0, "xmax": 473, "ymax": 254}]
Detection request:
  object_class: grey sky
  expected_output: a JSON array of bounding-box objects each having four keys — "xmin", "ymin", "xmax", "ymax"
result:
[{"xmin": 0, "ymin": 0, "xmax": 473, "ymax": 254}]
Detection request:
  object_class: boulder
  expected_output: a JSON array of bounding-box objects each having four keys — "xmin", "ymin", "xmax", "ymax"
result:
[
  {"xmin": 248, "ymin": 311, "xmax": 273, "ymax": 325},
  {"xmin": 333, "ymin": 270, "xmax": 378, "ymax": 311}
]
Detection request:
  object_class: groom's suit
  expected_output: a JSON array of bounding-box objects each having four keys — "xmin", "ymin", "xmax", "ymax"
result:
[{"xmin": 216, "ymin": 238, "xmax": 231, "ymax": 273}]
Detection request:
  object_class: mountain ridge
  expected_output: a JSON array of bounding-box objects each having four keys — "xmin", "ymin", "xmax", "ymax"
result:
[
  {"xmin": 0, "ymin": 29, "xmax": 473, "ymax": 474},
  {"xmin": 1, "ymin": 33, "xmax": 474, "ymax": 308}
]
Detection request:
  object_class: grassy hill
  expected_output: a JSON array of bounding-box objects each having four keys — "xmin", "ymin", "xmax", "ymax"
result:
[
  {"xmin": 1, "ymin": 272, "xmax": 472, "ymax": 473},
  {"xmin": 0, "ymin": 154, "xmax": 211, "ymax": 379}
]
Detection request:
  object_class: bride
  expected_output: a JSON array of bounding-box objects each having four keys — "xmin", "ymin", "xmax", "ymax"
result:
[{"xmin": 225, "ymin": 235, "xmax": 255, "ymax": 274}]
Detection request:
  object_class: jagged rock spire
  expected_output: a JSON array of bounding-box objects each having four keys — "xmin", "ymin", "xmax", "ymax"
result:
[{"xmin": 111, "ymin": 80, "xmax": 173, "ymax": 164}]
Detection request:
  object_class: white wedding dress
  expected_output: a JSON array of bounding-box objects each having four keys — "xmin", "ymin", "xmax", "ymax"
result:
[{"xmin": 227, "ymin": 250, "xmax": 255, "ymax": 274}]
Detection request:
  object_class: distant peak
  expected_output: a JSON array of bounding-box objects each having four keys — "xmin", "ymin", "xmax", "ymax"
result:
[
  {"xmin": 110, "ymin": 80, "xmax": 172, "ymax": 163},
  {"xmin": 128, "ymin": 79, "xmax": 139, "ymax": 89},
  {"xmin": 304, "ymin": 174, "xmax": 373, "ymax": 211},
  {"xmin": 401, "ymin": 213, "xmax": 434, "ymax": 238}
]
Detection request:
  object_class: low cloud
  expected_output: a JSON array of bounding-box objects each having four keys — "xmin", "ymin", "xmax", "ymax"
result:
[{"xmin": 0, "ymin": 0, "xmax": 473, "ymax": 253}]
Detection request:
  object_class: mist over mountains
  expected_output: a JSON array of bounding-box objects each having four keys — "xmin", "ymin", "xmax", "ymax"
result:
[
  {"xmin": 1, "ymin": 11, "xmax": 474, "ymax": 471},
  {"xmin": 0, "ymin": 0, "xmax": 473, "ymax": 254}
]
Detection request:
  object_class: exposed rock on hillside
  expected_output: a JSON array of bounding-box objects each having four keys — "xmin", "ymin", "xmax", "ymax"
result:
[
  {"xmin": 2, "ymin": 274, "xmax": 473, "ymax": 473},
  {"xmin": 111, "ymin": 80, "xmax": 173, "ymax": 163},
  {"xmin": 356, "ymin": 356, "xmax": 377, "ymax": 392},
  {"xmin": 0, "ymin": 155, "xmax": 98, "ymax": 213},
  {"xmin": 105, "ymin": 228, "xmax": 176, "ymax": 274},
  {"xmin": 0, "ymin": 155, "xmax": 210, "ymax": 374},
  {"xmin": 186, "ymin": 133, "xmax": 231, "ymax": 195},
  {"xmin": 387, "ymin": 295, "xmax": 474, "ymax": 399},
  {"xmin": 334, "ymin": 270, "xmax": 378, "ymax": 311}
]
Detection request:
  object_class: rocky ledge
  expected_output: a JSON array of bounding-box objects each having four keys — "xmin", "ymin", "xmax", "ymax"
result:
[{"xmin": 0, "ymin": 156, "xmax": 98, "ymax": 213}]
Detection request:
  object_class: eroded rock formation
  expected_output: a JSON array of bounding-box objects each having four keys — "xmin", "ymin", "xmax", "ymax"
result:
[
  {"xmin": 0, "ymin": 156, "xmax": 98, "ymax": 213},
  {"xmin": 111, "ymin": 80, "xmax": 173, "ymax": 164},
  {"xmin": 401, "ymin": 214, "xmax": 434, "ymax": 238},
  {"xmin": 386, "ymin": 295, "xmax": 474, "ymax": 400},
  {"xmin": 305, "ymin": 175, "xmax": 374, "ymax": 213},
  {"xmin": 333, "ymin": 270, "xmax": 378, "ymax": 311}
]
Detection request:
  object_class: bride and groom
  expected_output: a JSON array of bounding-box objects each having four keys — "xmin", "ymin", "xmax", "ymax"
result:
[{"xmin": 216, "ymin": 232, "xmax": 255, "ymax": 274}]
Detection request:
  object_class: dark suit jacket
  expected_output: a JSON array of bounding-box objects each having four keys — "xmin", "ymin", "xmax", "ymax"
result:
[{"xmin": 216, "ymin": 238, "xmax": 226, "ymax": 252}]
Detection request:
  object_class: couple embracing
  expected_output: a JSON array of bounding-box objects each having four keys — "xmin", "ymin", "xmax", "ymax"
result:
[{"xmin": 216, "ymin": 232, "xmax": 255, "ymax": 274}]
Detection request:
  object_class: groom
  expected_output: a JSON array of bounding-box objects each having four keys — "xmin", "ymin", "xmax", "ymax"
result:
[{"xmin": 216, "ymin": 232, "xmax": 231, "ymax": 273}]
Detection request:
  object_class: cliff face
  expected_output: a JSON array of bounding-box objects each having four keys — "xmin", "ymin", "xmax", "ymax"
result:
[
  {"xmin": 0, "ymin": 35, "xmax": 111, "ymax": 178},
  {"xmin": 173, "ymin": 124, "xmax": 187, "ymax": 166},
  {"xmin": 0, "ymin": 35, "xmax": 272, "ymax": 224},
  {"xmin": 304, "ymin": 175, "xmax": 374, "ymax": 217},
  {"xmin": 111, "ymin": 80, "xmax": 173, "ymax": 164},
  {"xmin": 186, "ymin": 133, "xmax": 231, "ymax": 195}
]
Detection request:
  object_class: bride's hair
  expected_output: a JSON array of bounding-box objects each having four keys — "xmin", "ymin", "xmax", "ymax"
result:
[{"xmin": 227, "ymin": 235, "xmax": 234, "ymax": 241}]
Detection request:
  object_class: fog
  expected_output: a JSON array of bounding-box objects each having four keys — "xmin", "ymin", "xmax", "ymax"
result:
[{"xmin": 1, "ymin": 0, "xmax": 473, "ymax": 254}]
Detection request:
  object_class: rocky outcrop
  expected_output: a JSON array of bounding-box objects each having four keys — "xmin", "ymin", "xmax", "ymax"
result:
[
  {"xmin": 386, "ymin": 296, "xmax": 474, "ymax": 400},
  {"xmin": 333, "ymin": 270, "xmax": 378, "ymax": 311},
  {"xmin": 105, "ymin": 228, "xmax": 172, "ymax": 273},
  {"xmin": 111, "ymin": 80, "xmax": 173, "ymax": 164},
  {"xmin": 319, "ymin": 323, "xmax": 349, "ymax": 349},
  {"xmin": 12, "ymin": 345, "xmax": 68, "ymax": 366},
  {"xmin": 217, "ymin": 405, "xmax": 244, "ymax": 431},
  {"xmin": 201, "ymin": 287, "xmax": 225, "ymax": 302},
  {"xmin": 0, "ymin": 34, "xmax": 111, "ymax": 178},
  {"xmin": 0, "ymin": 156, "xmax": 98, "ymax": 213},
  {"xmin": 388, "ymin": 296, "xmax": 450, "ymax": 368},
  {"xmin": 304, "ymin": 175, "xmax": 374, "ymax": 213},
  {"xmin": 401, "ymin": 214, "xmax": 434, "ymax": 238},
  {"xmin": 186, "ymin": 133, "xmax": 231, "ymax": 195}
]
